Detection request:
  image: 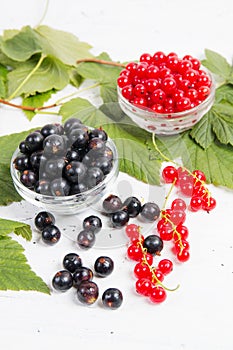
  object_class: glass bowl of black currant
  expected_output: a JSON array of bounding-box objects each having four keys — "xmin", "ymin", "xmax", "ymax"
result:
[{"xmin": 10, "ymin": 119, "xmax": 119, "ymax": 215}]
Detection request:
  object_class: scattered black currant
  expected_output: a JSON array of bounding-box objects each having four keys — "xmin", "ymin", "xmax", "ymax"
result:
[
  {"xmin": 142, "ymin": 234, "xmax": 163, "ymax": 255},
  {"xmin": 122, "ymin": 196, "xmax": 141, "ymax": 218},
  {"xmin": 94, "ymin": 256, "xmax": 114, "ymax": 277},
  {"xmin": 102, "ymin": 194, "xmax": 123, "ymax": 213},
  {"xmin": 77, "ymin": 280, "xmax": 99, "ymax": 305},
  {"xmin": 63, "ymin": 253, "xmax": 82, "ymax": 273},
  {"xmin": 140, "ymin": 202, "xmax": 160, "ymax": 222},
  {"xmin": 111, "ymin": 210, "xmax": 129, "ymax": 228},
  {"xmin": 52, "ymin": 270, "xmax": 73, "ymax": 292},
  {"xmin": 77, "ymin": 230, "xmax": 96, "ymax": 249},
  {"xmin": 34, "ymin": 211, "xmax": 55, "ymax": 231},
  {"xmin": 102, "ymin": 288, "xmax": 123, "ymax": 309},
  {"xmin": 73, "ymin": 267, "xmax": 93, "ymax": 288},
  {"xmin": 83, "ymin": 215, "xmax": 102, "ymax": 234},
  {"xmin": 41, "ymin": 224, "xmax": 61, "ymax": 245}
]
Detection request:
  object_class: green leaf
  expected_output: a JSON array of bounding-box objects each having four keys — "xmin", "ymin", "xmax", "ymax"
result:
[
  {"xmin": 190, "ymin": 111, "xmax": 215, "ymax": 149},
  {"xmin": 0, "ymin": 129, "xmax": 35, "ymax": 165},
  {"xmin": 7, "ymin": 55, "xmax": 69, "ymax": 97},
  {"xmin": 1, "ymin": 26, "xmax": 42, "ymax": 62},
  {"xmin": 0, "ymin": 235, "xmax": 50, "ymax": 293},
  {"xmin": 60, "ymin": 98, "xmax": 161, "ymax": 185},
  {"xmin": 181, "ymin": 133, "xmax": 233, "ymax": 188},
  {"xmin": 22, "ymin": 90, "xmax": 55, "ymax": 120},
  {"xmin": 35, "ymin": 25, "xmax": 93, "ymax": 66},
  {"xmin": 0, "ymin": 63, "xmax": 8, "ymax": 80},
  {"xmin": 215, "ymin": 84, "xmax": 233, "ymax": 104},
  {"xmin": 68, "ymin": 68, "xmax": 84, "ymax": 88},
  {"xmin": 211, "ymin": 104, "xmax": 233, "ymax": 145},
  {"xmin": 76, "ymin": 52, "xmax": 122, "ymax": 102},
  {"xmin": 202, "ymin": 49, "xmax": 231, "ymax": 80},
  {"xmin": 0, "ymin": 76, "xmax": 6, "ymax": 98},
  {"xmin": 0, "ymin": 164, "xmax": 22, "ymax": 206},
  {"xmin": 0, "ymin": 217, "xmax": 32, "ymax": 241}
]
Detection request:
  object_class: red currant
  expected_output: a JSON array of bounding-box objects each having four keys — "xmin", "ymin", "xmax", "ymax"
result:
[
  {"xmin": 176, "ymin": 97, "xmax": 191, "ymax": 111},
  {"xmin": 125, "ymin": 224, "xmax": 141, "ymax": 241},
  {"xmin": 162, "ymin": 165, "xmax": 178, "ymax": 183},
  {"xmin": 171, "ymin": 198, "xmax": 187, "ymax": 211},
  {"xmin": 198, "ymin": 86, "xmax": 210, "ymax": 100},
  {"xmin": 170, "ymin": 210, "xmax": 186, "ymax": 226},
  {"xmin": 149, "ymin": 286, "xmax": 167, "ymax": 303},
  {"xmin": 175, "ymin": 239, "xmax": 190, "ymax": 253},
  {"xmin": 135, "ymin": 278, "xmax": 153, "ymax": 296},
  {"xmin": 177, "ymin": 249, "xmax": 190, "ymax": 262},
  {"xmin": 161, "ymin": 77, "xmax": 177, "ymax": 94},
  {"xmin": 133, "ymin": 83, "xmax": 146, "ymax": 97},
  {"xmin": 152, "ymin": 268, "xmax": 164, "ymax": 283},
  {"xmin": 132, "ymin": 97, "xmax": 147, "ymax": 107},
  {"xmin": 121, "ymin": 85, "xmax": 134, "ymax": 100},
  {"xmin": 153, "ymin": 51, "xmax": 166, "ymax": 65},
  {"xmin": 202, "ymin": 196, "xmax": 216, "ymax": 211},
  {"xmin": 158, "ymin": 259, "xmax": 173, "ymax": 275},
  {"xmin": 173, "ymin": 225, "xmax": 189, "ymax": 241},
  {"xmin": 127, "ymin": 244, "xmax": 143, "ymax": 261},
  {"xmin": 145, "ymin": 79, "xmax": 159, "ymax": 93},
  {"xmin": 151, "ymin": 89, "xmax": 166, "ymax": 104},
  {"xmin": 190, "ymin": 196, "xmax": 202, "ymax": 212},
  {"xmin": 134, "ymin": 263, "xmax": 151, "ymax": 279},
  {"xmin": 117, "ymin": 75, "xmax": 131, "ymax": 88}
]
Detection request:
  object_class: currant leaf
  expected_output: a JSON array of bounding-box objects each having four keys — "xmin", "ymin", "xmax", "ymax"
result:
[
  {"xmin": 7, "ymin": 55, "xmax": 69, "ymax": 97},
  {"xmin": 1, "ymin": 26, "xmax": 42, "ymax": 62},
  {"xmin": 202, "ymin": 49, "xmax": 232, "ymax": 80},
  {"xmin": 22, "ymin": 89, "xmax": 55, "ymax": 121},
  {"xmin": 0, "ymin": 217, "xmax": 32, "ymax": 241},
  {"xmin": 0, "ymin": 235, "xmax": 50, "ymax": 294},
  {"xmin": 0, "ymin": 164, "xmax": 22, "ymax": 205},
  {"xmin": 190, "ymin": 111, "xmax": 215, "ymax": 149},
  {"xmin": 35, "ymin": 25, "xmax": 93, "ymax": 65}
]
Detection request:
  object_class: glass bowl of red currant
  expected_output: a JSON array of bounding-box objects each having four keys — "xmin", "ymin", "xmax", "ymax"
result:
[
  {"xmin": 117, "ymin": 51, "xmax": 215, "ymax": 135},
  {"xmin": 10, "ymin": 119, "xmax": 119, "ymax": 215}
]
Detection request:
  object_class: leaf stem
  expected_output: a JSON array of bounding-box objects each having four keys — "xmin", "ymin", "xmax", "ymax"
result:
[
  {"xmin": 76, "ymin": 57, "xmax": 126, "ymax": 68},
  {"xmin": 7, "ymin": 54, "xmax": 46, "ymax": 101},
  {"xmin": 0, "ymin": 98, "xmax": 57, "ymax": 112},
  {"xmin": 54, "ymin": 82, "xmax": 100, "ymax": 105}
]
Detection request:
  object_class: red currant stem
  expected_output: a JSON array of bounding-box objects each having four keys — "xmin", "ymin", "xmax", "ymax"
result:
[
  {"xmin": 161, "ymin": 214, "xmax": 185, "ymax": 254},
  {"xmin": 76, "ymin": 57, "xmax": 126, "ymax": 68},
  {"xmin": 162, "ymin": 179, "xmax": 177, "ymax": 210},
  {"xmin": 152, "ymin": 133, "xmax": 211, "ymax": 197},
  {"xmin": 137, "ymin": 240, "xmax": 179, "ymax": 292}
]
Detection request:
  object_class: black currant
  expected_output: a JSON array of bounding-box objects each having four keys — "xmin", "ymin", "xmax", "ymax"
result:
[
  {"xmin": 20, "ymin": 170, "xmax": 37, "ymax": 188},
  {"xmin": 102, "ymin": 288, "xmax": 123, "ymax": 309},
  {"xmin": 89, "ymin": 128, "xmax": 108, "ymax": 142},
  {"xmin": 63, "ymin": 253, "xmax": 82, "ymax": 273},
  {"xmin": 69, "ymin": 128, "xmax": 89, "ymax": 149},
  {"xmin": 52, "ymin": 270, "xmax": 73, "ymax": 292},
  {"xmin": 140, "ymin": 202, "xmax": 160, "ymax": 222},
  {"xmin": 30, "ymin": 150, "xmax": 46, "ymax": 171},
  {"xmin": 41, "ymin": 224, "xmax": 61, "ymax": 245},
  {"xmin": 86, "ymin": 167, "xmax": 104, "ymax": 188},
  {"xmin": 77, "ymin": 230, "xmax": 96, "ymax": 249},
  {"xmin": 122, "ymin": 196, "xmax": 141, "ymax": 218},
  {"xmin": 94, "ymin": 256, "xmax": 114, "ymax": 277},
  {"xmin": 43, "ymin": 134, "xmax": 66, "ymax": 156},
  {"xmin": 142, "ymin": 234, "xmax": 163, "ymax": 255},
  {"xmin": 77, "ymin": 280, "xmax": 99, "ymax": 305},
  {"xmin": 83, "ymin": 215, "xmax": 102, "ymax": 234},
  {"xmin": 19, "ymin": 140, "xmax": 30, "ymax": 154},
  {"xmin": 73, "ymin": 267, "xmax": 93, "ymax": 288},
  {"xmin": 44, "ymin": 157, "xmax": 66, "ymax": 179},
  {"xmin": 50, "ymin": 178, "xmax": 70, "ymax": 196},
  {"xmin": 65, "ymin": 148, "xmax": 82, "ymax": 162},
  {"xmin": 69, "ymin": 182, "xmax": 88, "ymax": 195},
  {"xmin": 34, "ymin": 211, "xmax": 55, "ymax": 231},
  {"xmin": 63, "ymin": 118, "xmax": 83, "ymax": 134},
  {"xmin": 41, "ymin": 123, "xmax": 64, "ymax": 137},
  {"xmin": 88, "ymin": 137, "xmax": 106, "ymax": 152},
  {"xmin": 13, "ymin": 154, "xmax": 30, "ymax": 172},
  {"xmin": 110, "ymin": 210, "xmax": 129, "ymax": 228},
  {"xmin": 102, "ymin": 194, "xmax": 123, "ymax": 213},
  {"xmin": 92, "ymin": 156, "xmax": 113, "ymax": 175},
  {"xmin": 25, "ymin": 131, "xmax": 44, "ymax": 153},
  {"xmin": 34, "ymin": 179, "xmax": 51, "ymax": 195},
  {"xmin": 63, "ymin": 161, "xmax": 87, "ymax": 183}
]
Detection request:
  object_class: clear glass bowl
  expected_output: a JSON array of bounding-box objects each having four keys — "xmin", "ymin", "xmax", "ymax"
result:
[
  {"xmin": 117, "ymin": 70, "xmax": 215, "ymax": 135},
  {"xmin": 10, "ymin": 137, "xmax": 119, "ymax": 215}
]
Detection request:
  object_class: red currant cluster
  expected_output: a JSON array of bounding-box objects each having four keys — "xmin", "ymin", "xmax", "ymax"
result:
[
  {"xmin": 157, "ymin": 198, "xmax": 190, "ymax": 263},
  {"xmin": 117, "ymin": 51, "xmax": 212, "ymax": 114},
  {"xmin": 125, "ymin": 224, "xmax": 176, "ymax": 303},
  {"xmin": 162, "ymin": 165, "xmax": 217, "ymax": 212}
]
